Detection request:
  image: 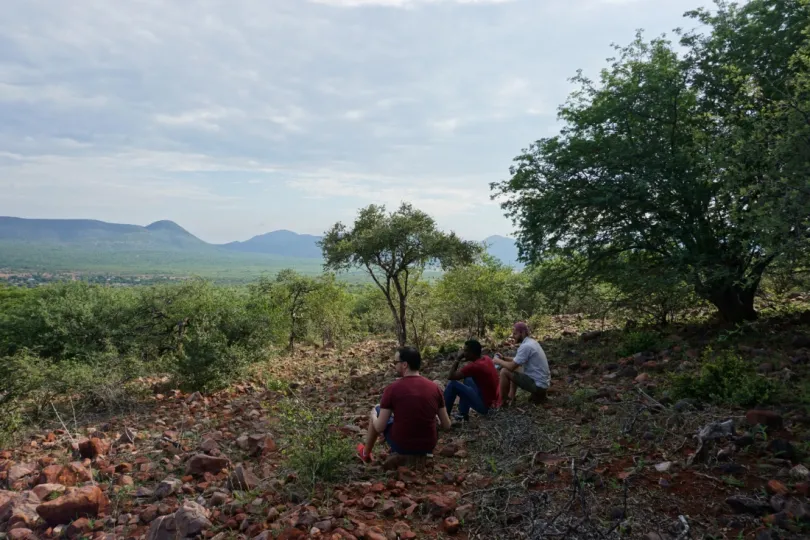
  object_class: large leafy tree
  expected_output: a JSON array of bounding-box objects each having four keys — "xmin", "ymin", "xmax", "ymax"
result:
[
  {"xmin": 321, "ymin": 203, "xmax": 480, "ymax": 346},
  {"xmin": 492, "ymin": 0, "xmax": 810, "ymax": 322}
]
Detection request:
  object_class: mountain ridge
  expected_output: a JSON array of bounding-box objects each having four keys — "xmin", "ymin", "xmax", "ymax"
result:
[{"xmin": 0, "ymin": 216, "xmax": 521, "ymax": 268}]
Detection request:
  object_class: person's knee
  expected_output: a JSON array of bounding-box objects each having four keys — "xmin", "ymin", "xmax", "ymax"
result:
[{"xmin": 500, "ymin": 369, "xmax": 513, "ymax": 381}]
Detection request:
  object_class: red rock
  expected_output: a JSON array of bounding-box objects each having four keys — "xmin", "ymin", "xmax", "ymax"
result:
[
  {"xmin": 37, "ymin": 463, "xmax": 91, "ymax": 487},
  {"xmin": 277, "ymin": 528, "xmax": 307, "ymax": 539},
  {"xmin": 382, "ymin": 501, "xmax": 397, "ymax": 516},
  {"xmin": 361, "ymin": 496, "xmax": 377, "ymax": 510},
  {"xmin": 67, "ymin": 517, "xmax": 93, "ymax": 537},
  {"xmin": 5, "ymin": 491, "xmax": 41, "ymax": 529},
  {"xmin": 634, "ymin": 373, "xmax": 650, "ymax": 384},
  {"xmin": 365, "ymin": 528, "xmax": 386, "ymax": 540},
  {"xmin": 185, "ymin": 455, "xmax": 229, "ymax": 477},
  {"xmin": 78, "ymin": 438, "xmax": 111, "ymax": 460},
  {"xmin": 32, "ymin": 484, "xmax": 66, "ymax": 501},
  {"xmin": 746, "ymin": 410, "xmax": 783, "ymax": 430},
  {"xmin": 795, "ymin": 482, "xmax": 810, "ymax": 496},
  {"xmin": 370, "ymin": 483, "xmax": 385, "ymax": 493},
  {"xmin": 439, "ymin": 445, "xmax": 459, "ymax": 458},
  {"xmin": 767, "ymin": 480, "xmax": 789, "ymax": 496},
  {"xmin": 36, "ymin": 486, "xmax": 109, "ymax": 526},
  {"xmin": 443, "ymin": 516, "xmax": 461, "ymax": 534},
  {"xmin": 8, "ymin": 463, "xmax": 37, "ymax": 484},
  {"xmin": 8, "ymin": 528, "xmax": 37, "ymax": 540},
  {"xmin": 426, "ymin": 494, "xmax": 456, "ymax": 517}
]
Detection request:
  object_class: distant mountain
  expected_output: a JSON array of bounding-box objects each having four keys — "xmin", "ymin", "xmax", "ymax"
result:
[
  {"xmin": 222, "ymin": 230, "xmax": 323, "ymax": 258},
  {"xmin": 484, "ymin": 235, "xmax": 522, "ymax": 268},
  {"xmin": 0, "ymin": 217, "xmax": 208, "ymax": 251}
]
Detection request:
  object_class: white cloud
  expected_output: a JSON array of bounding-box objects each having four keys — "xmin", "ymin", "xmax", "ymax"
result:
[{"xmin": 0, "ymin": 0, "xmax": 714, "ymax": 242}]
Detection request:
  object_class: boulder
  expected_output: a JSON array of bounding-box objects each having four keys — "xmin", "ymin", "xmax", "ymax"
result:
[
  {"xmin": 31, "ymin": 484, "xmax": 65, "ymax": 501},
  {"xmin": 4, "ymin": 491, "xmax": 41, "ymax": 529},
  {"xmin": 147, "ymin": 501, "xmax": 211, "ymax": 540},
  {"xmin": 154, "ymin": 478, "xmax": 182, "ymax": 500},
  {"xmin": 8, "ymin": 529, "xmax": 37, "ymax": 540},
  {"xmin": 36, "ymin": 486, "xmax": 108, "ymax": 526}
]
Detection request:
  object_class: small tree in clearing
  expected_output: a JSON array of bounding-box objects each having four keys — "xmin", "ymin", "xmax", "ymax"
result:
[{"xmin": 320, "ymin": 203, "xmax": 480, "ymax": 346}]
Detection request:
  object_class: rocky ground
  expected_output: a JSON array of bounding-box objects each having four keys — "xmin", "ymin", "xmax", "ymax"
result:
[{"xmin": 3, "ymin": 309, "xmax": 810, "ymax": 539}]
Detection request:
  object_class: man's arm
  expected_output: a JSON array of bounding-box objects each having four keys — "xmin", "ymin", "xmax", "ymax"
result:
[
  {"xmin": 494, "ymin": 356, "xmax": 519, "ymax": 371},
  {"xmin": 447, "ymin": 354, "xmax": 466, "ymax": 381},
  {"xmin": 437, "ymin": 407, "xmax": 452, "ymax": 430},
  {"xmin": 373, "ymin": 408, "xmax": 392, "ymax": 434}
]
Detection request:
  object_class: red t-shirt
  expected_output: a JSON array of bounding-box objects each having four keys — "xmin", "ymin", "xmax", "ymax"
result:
[
  {"xmin": 459, "ymin": 356, "xmax": 502, "ymax": 409},
  {"xmin": 380, "ymin": 376, "xmax": 445, "ymax": 453}
]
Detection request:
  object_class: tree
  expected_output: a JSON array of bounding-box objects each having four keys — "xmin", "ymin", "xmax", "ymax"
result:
[
  {"xmin": 437, "ymin": 255, "xmax": 517, "ymax": 337},
  {"xmin": 492, "ymin": 0, "xmax": 810, "ymax": 323},
  {"xmin": 271, "ymin": 270, "xmax": 320, "ymax": 351},
  {"xmin": 321, "ymin": 203, "xmax": 480, "ymax": 346}
]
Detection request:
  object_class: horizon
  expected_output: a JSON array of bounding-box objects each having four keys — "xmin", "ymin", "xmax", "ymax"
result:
[
  {"xmin": 0, "ymin": 214, "xmax": 516, "ymax": 244},
  {"xmin": 0, "ymin": 0, "xmax": 712, "ymax": 243}
]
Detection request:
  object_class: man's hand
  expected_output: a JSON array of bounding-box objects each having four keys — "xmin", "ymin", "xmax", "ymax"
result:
[{"xmin": 447, "ymin": 352, "xmax": 466, "ymax": 381}]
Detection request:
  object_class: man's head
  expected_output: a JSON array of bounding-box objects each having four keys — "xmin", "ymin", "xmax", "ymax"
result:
[
  {"xmin": 513, "ymin": 322, "xmax": 530, "ymax": 343},
  {"xmin": 394, "ymin": 346, "xmax": 422, "ymax": 375},
  {"xmin": 463, "ymin": 339, "xmax": 483, "ymax": 361}
]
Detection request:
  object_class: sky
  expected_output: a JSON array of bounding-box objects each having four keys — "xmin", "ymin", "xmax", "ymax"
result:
[{"xmin": 0, "ymin": 0, "xmax": 712, "ymax": 244}]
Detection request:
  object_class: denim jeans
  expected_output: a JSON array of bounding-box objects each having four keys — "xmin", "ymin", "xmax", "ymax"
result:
[{"xmin": 444, "ymin": 378, "xmax": 488, "ymax": 417}]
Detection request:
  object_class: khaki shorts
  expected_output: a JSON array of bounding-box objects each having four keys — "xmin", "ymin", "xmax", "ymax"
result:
[{"xmin": 512, "ymin": 372, "xmax": 548, "ymax": 401}]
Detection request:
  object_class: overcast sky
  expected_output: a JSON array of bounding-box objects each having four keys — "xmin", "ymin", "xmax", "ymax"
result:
[{"xmin": 0, "ymin": 0, "xmax": 711, "ymax": 243}]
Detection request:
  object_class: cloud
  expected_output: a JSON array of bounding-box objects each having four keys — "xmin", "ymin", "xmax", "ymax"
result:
[{"xmin": 0, "ymin": 0, "xmax": 714, "ymax": 243}]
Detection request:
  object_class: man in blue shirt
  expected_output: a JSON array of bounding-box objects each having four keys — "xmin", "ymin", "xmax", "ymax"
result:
[{"xmin": 494, "ymin": 322, "xmax": 550, "ymax": 406}]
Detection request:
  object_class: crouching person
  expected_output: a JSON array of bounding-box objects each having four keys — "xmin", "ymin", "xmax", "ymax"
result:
[
  {"xmin": 357, "ymin": 346, "xmax": 452, "ymax": 463},
  {"xmin": 495, "ymin": 322, "xmax": 550, "ymax": 406},
  {"xmin": 444, "ymin": 339, "xmax": 501, "ymax": 421}
]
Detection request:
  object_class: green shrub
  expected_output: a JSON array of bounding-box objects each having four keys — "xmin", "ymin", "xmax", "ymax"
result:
[
  {"xmin": 616, "ymin": 331, "xmax": 660, "ymax": 357},
  {"xmin": 275, "ymin": 399, "xmax": 352, "ymax": 488},
  {"xmin": 669, "ymin": 348, "xmax": 777, "ymax": 407}
]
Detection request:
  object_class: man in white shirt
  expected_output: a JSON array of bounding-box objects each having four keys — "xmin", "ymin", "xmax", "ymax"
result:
[{"xmin": 493, "ymin": 322, "xmax": 550, "ymax": 406}]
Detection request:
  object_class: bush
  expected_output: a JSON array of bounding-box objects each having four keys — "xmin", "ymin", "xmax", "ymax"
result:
[
  {"xmin": 275, "ymin": 399, "xmax": 353, "ymax": 488},
  {"xmin": 616, "ymin": 331, "xmax": 660, "ymax": 357},
  {"xmin": 669, "ymin": 348, "xmax": 778, "ymax": 407}
]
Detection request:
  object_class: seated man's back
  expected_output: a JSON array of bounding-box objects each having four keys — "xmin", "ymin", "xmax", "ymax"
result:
[{"xmin": 381, "ymin": 375, "xmax": 444, "ymax": 454}]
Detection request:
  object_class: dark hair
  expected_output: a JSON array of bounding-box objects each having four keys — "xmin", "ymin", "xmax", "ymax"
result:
[
  {"xmin": 397, "ymin": 346, "xmax": 422, "ymax": 371},
  {"xmin": 464, "ymin": 339, "xmax": 483, "ymax": 357}
]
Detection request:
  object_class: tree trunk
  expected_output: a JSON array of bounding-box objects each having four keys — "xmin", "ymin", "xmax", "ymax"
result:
[
  {"xmin": 709, "ymin": 283, "xmax": 759, "ymax": 323},
  {"xmin": 397, "ymin": 295, "xmax": 408, "ymax": 346}
]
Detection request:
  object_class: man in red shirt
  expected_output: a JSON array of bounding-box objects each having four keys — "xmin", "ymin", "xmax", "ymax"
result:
[
  {"xmin": 444, "ymin": 340, "xmax": 501, "ymax": 421},
  {"xmin": 357, "ymin": 347, "xmax": 452, "ymax": 463}
]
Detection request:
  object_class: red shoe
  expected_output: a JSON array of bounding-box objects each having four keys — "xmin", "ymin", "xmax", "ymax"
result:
[{"xmin": 356, "ymin": 443, "xmax": 372, "ymax": 463}]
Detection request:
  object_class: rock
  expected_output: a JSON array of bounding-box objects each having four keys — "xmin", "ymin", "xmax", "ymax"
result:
[
  {"xmin": 768, "ymin": 439, "xmax": 796, "ymax": 461},
  {"xmin": 443, "ymin": 516, "xmax": 461, "ymax": 534},
  {"xmin": 186, "ymin": 392, "xmax": 203, "ymax": 404},
  {"xmin": 791, "ymin": 464, "xmax": 810, "ymax": 481},
  {"xmin": 154, "ymin": 478, "xmax": 182, "ymax": 500},
  {"xmin": 673, "ymin": 399, "xmax": 697, "ymax": 412},
  {"xmin": 209, "ymin": 491, "xmax": 228, "ymax": 507},
  {"xmin": 8, "ymin": 528, "xmax": 37, "ymax": 540},
  {"xmin": 758, "ymin": 363, "xmax": 774, "ymax": 374},
  {"xmin": 228, "ymin": 465, "xmax": 261, "ymax": 491},
  {"xmin": 439, "ymin": 445, "xmax": 459, "ymax": 458},
  {"xmin": 745, "ymin": 410, "xmax": 783, "ymax": 430},
  {"xmin": 771, "ymin": 495, "xmax": 787, "ymax": 513},
  {"xmin": 767, "ymin": 480, "xmax": 789, "ymax": 496},
  {"xmin": 175, "ymin": 501, "xmax": 212, "ymax": 537},
  {"xmin": 603, "ymin": 363, "xmax": 620, "ymax": 373},
  {"xmin": 78, "ymin": 438, "xmax": 111, "ymax": 460},
  {"xmin": 634, "ymin": 373, "xmax": 650, "ymax": 384},
  {"xmin": 36, "ymin": 486, "xmax": 108, "ymax": 526},
  {"xmin": 31, "ymin": 484, "xmax": 66, "ymax": 501},
  {"xmin": 735, "ymin": 434, "xmax": 755, "ymax": 448},
  {"xmin": 36, "ymin": 463, "xmax": 91, "ymax": 487},
  {"xmin": 618, "ymin": 367, "xmax": 638, "ymax": 379},
  {"xmin": 146, "ymin": 514, "xmax": 176, "ymax": 540},
  {"xmin": 726, "ymin": 495, "xmax": 771, "ymax": 516},
  {"xmin": 425, "ymin": 494, "xmax": 456, "ymax": 517},
  {"xmin": 236, "ymin": 434, "xmax": 276, "ymax": 456},
  {"xmin": 382, "ymin": 501, "xmax": 396, "ymax": 517},
  {"xmin": 313, "ymin": 519, "xmax": 332, "ymax": 533},
  {"xmin": 8, "ymin": 463, "xmax": 37, "ymax": 485},
  {"xmin": 455, "ymin": 504, "xmax": 474, "ymax": 521},
  {"xmin": 609, "ymin": 507, "xmax": 626, "ymax": 520},
  {"xmin": 66, "ymin": 517, "xmax": 93, "ymax": 537},
  {"xmin": 118, "ymin": 428, "xmax": 137, "ymax": 445},
  {"xmin": 4, "ymin": 491, "xmax": 41, "ymax": 529},
  {"xmin": 582, "ymin": 331, "xmax": 602, "ymax": 342},
  {"xmin": 198, "ymin": 438, "xmax": 220, "ymax": 454},
  {"xmin": 185, "ymin": 455, "xmax": 229, "ymax": 476},
  {"xmin": 361, "ymin": 496, "xmax": 376, "ymax": 510},
  {"xmin": 793, "ymin": 335, "xmax": 810, "ymax": 348},
  {"xmin": 654, "ymin": 462, "xmax": 673, "ymax": 473}
]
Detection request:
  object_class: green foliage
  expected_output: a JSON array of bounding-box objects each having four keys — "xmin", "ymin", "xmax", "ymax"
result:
[
  {"xmin": 276, "ymin": 399, "xmax": 353, "ymax": 488},
  {"xmin": 492, "ymin": 1, "xmax": 810, "ymax": 323},
  {"xmin": 349, "ymin": 284, "xmax": 394, "ymax": 336},
  {"xmin": 616, "ymin": 331, "xmax": 660, "ymax": 357},
  {"xmin": 669, "ymin": 348, "xmax": 778, "ymax": 407},
  {"xmin": 437, "ymin": 255, "xmax": 519, "ymax": 338},
  {"xmin": 321, "ymin": 202, "xmax": 481, "ymax": 345}
]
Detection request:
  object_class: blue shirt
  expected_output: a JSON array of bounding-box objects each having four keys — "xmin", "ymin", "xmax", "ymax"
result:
[{"xmin": 514, "ymin": 337, "xmax": 550, "ymax": 389}]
